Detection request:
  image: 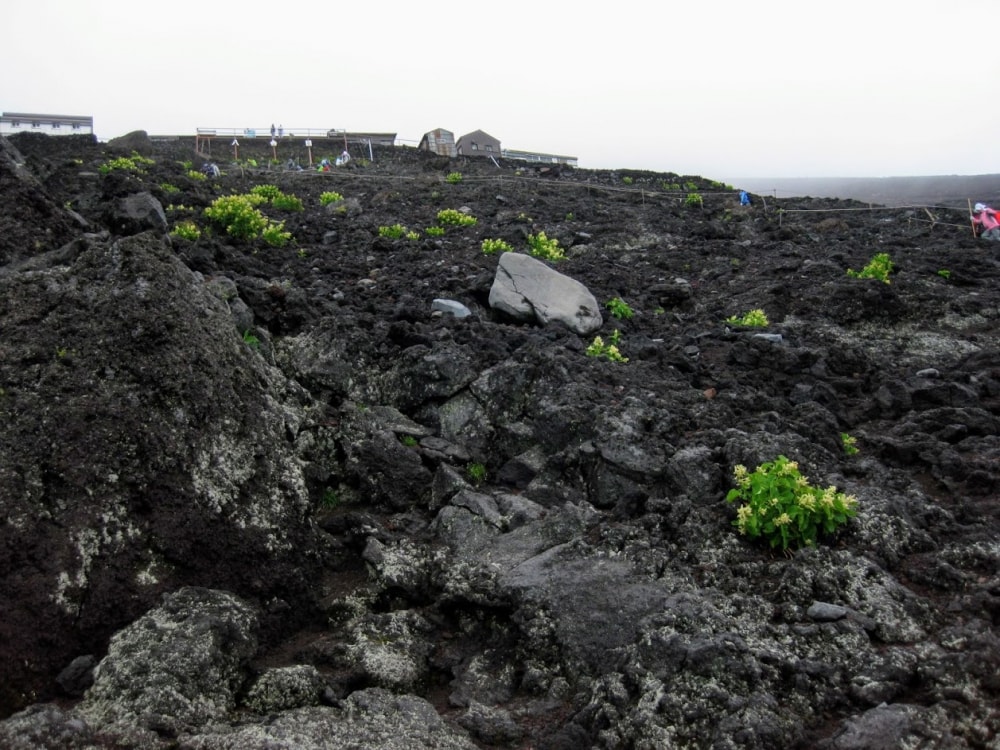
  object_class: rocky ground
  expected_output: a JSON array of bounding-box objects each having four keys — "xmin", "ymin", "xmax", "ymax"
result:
[{"xmin": 0, "ymin": 130, "xmax": 998, "ymax": 749}]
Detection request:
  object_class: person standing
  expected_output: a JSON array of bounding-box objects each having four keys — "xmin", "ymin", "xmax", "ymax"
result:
[{"xmin": 270, "ymin": 123, "xmax": 276, "ymax": 138}]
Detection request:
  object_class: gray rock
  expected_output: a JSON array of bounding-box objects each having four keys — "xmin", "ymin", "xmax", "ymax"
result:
[
  {"xmin": 432, "ymin": 298, "xmax": 472, "ymax": 318},
  {"xmin": 489, "ymin": 251, "xmax": 603, "ymax": 334}
]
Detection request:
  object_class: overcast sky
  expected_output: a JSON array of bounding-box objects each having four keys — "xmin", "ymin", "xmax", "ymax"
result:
[{"xmin": 6, "ymin": 0, "xmax": 997, "ymax": 179}]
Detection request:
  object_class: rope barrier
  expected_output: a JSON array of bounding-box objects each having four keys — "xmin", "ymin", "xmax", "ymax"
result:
[{"xmin": 223, "ymin": 161, "xmax": 979, "ymax": 235}]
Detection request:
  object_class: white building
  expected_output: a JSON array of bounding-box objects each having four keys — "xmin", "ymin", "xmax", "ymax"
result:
[{"xmin": 0, "ymin": 112, "xmax": 94, "ymax": 136}]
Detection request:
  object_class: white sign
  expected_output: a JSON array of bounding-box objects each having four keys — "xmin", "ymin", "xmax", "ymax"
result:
[
  {"xmin": 270, "ymin": 139, "xmax": 277, "ymax": 148},
  {"xmin": 231, "ymin": 139, "xmax": 239, "ymax": 146},
  {"xmin": 305, "ymin": 139, "xmax": 312, "ymax": 148}
]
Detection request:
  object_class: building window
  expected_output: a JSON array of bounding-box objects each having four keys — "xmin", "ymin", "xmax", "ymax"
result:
[
  {"xmin": 52, "ymin": 122, "xmax": 61, "ymax": 129},
  {"xmin": 11, "ymin": 120, "xmax": 20, "ymax": 127},
  {"xmin": 485, "ymin": 144, "xmax": 493, "ymax": 152},
  {"xmin": 471, "ymin": 142, "xmax": 478, "ymax": 151},
  {"xmin": 72, "ymin": 123, "xmax": 81, "ymax": 130},
  {"xmin": 31, "ymin": 121, "xmax": 40, "ymax": 128}
]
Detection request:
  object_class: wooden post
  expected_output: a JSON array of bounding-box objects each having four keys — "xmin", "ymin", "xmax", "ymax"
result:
[
  {"xmin": 969, "ymin": 198, "xmax": 977, "ymax": 238},
  {"xmin": 231, "ymin": 138, "xmax": 239, "ymax": 161},
  {"xmin": 305, "ymin": 139, "xmax": 313, "ymax": 166},
  {"xmin": 270, "ymin": 139, "xmax": 277, "ymax": 161}
]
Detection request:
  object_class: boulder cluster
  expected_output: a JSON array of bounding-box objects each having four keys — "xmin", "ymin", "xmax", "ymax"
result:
[{"xmin": 0, "ymin": 130, "xmax": 997, "ymax": 749}]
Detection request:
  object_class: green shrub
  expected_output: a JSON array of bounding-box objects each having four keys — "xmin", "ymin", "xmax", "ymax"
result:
[
  {"xmin": 187, "ymin": 170, "xmax": 207, "ymax": 182},
  {"xmin": 726, "ymin": 455, "xmax": 858, "ymax": 550},
  {"xmin": 250, "ymin": 184, "xmax": 283, "ymax": 201},
  {"xmin": 170, "ymin": 220, "xmax": 201, "ymax": 241},
  {"xmin": 685, "ymin": 193, "xmax": 704, "ymax": 208},
  {"xmin": 204, "ymin": 195, "xmax": 269, "ymax": 240},
  {"xmin": 446, "ymin": 172, "xmax": 463, "ymax": 184},
  {"xmin": 160, "ymin": 183, "xmax": 180, "ymax": 194},
  {"xmin": 436, "ymin": 208, "xmax": 477, "ymax": 226},
  {"xmin": 271, "ymin": 193, "xmax": 304, "ymax": 212},
  {"xmin": 378, "ymin": 224, "xmax": 415, "ymax": 239},
  {"xmin": 847, "ymin": 252, "xmax": 893, "ymax": 283},
  {"xmin": 527, "ymin": 231, "xmax": 565, "ymax": 261},
  {"xmin": 622, "ymin": 176, "xmax": 633, "ymax": 185},
  {"xmin": 320, "ymin": 191, "xmax": 344, "ymax": 206},
  {"xmin": 936, "ymin": 269, "xmax": 951, "ymax": 280},
  {"xmin": 606, "ymin": 297, "xmax": 634, "ymax": 320},
  {"xmin": 262, "ymin": 221, "xmax": 292, "ymax": 247},
  {"xmin": 467, "ymin": 462, "xmax": 486, "ymax": 484},
  {"xmin": 482, "ymin": 238, "xmax": 514, "ymax": 255},
  {"xmin": 425, "ymin": 226, "xmax": 445, "ymax": 237},
  {"xmin": 98, "ymin": 152, "xmax": 154, "ymax": 175},
  {"xmin": 683, "ymin": 181, "xmax": 699, "ymax": 192},
  {"xmin": 726, "ymin": 308, "xmax": 769, "ymax": 327}
]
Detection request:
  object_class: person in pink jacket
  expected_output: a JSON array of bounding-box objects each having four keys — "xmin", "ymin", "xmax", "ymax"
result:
[{"xmin": 971, "ymin": 202, "xmax": 1000, "ymax": 241}]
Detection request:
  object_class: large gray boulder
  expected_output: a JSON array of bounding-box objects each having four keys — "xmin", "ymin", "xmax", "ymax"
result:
[
  {"xmin": 488, "ymin": 252, "xmax": 603, "ymax": 334},
  {"xmin": 78, "ymin": 587, "xmax": 259, "ymax": 735}
]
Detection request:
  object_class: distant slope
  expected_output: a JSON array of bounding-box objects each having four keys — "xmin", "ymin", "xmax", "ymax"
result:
[{"xmin": 732, "ymin": 174, "xmax": 1000, "ymax": 208}]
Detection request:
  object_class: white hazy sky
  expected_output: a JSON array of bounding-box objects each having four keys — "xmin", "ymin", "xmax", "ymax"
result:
[{"xmin": 5, "ymin": 0, "xmax": 998, "ymax": 179}]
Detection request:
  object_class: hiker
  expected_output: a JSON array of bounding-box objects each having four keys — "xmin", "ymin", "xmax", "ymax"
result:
[
  {"xmin": 739, "ymin": 190, "xmax": 752, "ymax": 206},
  {"xmin": 971, "ymin": 203, "xmax": 1000, "ymax": 241},
  {"xmin": 270, "ymin": 123, "xmax": 276, "ymax": 138},
  {"xmin": 201, "ymin": 162, "xmax": 220, "ymax": 178},
  {"xmin": 336, "ymin": 149, "xmax": 350, "ymax": 167}
]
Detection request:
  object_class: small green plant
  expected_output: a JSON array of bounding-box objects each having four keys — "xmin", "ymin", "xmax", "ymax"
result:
[
  {"xmin": 321, "ymin": 488, "xmax": 341, "ymax": 509},
  {"xmin": 726, "ymin": 309, "xmax": 769, "ymax": 327},
  {"xmin": 204, "ymin": 195, "xmax": 269, "ymax": 240},
  {"xmin": 401, "ymin": 435, "xmax": 419, "ymax": 447},
  {"xmin": 436, "ymin": 208, "xmax": 477, "ymax": 227},
  {"xmin": 683, "ymin": 181, "xmax": 699, "ymax": 192},
  {"xmin": 726, "ymin": 455, "xmax": 858, "ymax": 550},
  {"xmin": 622, "ymin": 176, "xmax": 633, "ymax": 185},
  {"xmin": 179, "ymin": 160, "xmax": 194, "ymax": 170},
  {"xmin": 585, "ymin": 329, "xmax": 628, "ymax": 363},
  {"xmin": 841, "ymin": 433, "xmax": 859, "ymax": 456},
  {"xmin": 685, "ymin": 193, "xmax": 704, "ymax": 208},
  {"xmin": 425, "ymin": 226, "xmax": 445, "ymax": 237},
  {"xmin": 297, "ymin": 248, "xmax": 308, "ymax": 259},
  {"xmin": 160, "ymin": 183, "xmax": 180, "ymax": 194},
  {"xmin": 653, "ymin": 307, "xmax": 665, "ymax": 315},
  {"xmin": 516, "ymin": 212, "xmax": 532, "ymax": 223},
  {"xmin": 565, "ymin": 212, "xmax": 575, "ymax": 221},
  {"xmin": 467, "ymin": 462, "xmax": 487, "ymax": 485},
  {"xmin": 170, "ymin": 220, "xmax": 201, "ymax": 241},
  {"xmin": 187, "ymin": 170, "xmax": 207, "ymax": 182},
  {"xmin": 378, "ymin": 224, "xmax": 410, "ymax": 239},
  {"xmin": 606, "ymin": 297, "xmax": 634, "ymax": 320},
  {"xmin": 262, "ymin": 221, "xmax": 293, "ymax": 247},
  {"xmin": 847, "ymin": 252, "xmax": 893, "ymax": 284},
  {"xmin": 527, "ymin": 232, "xmax": 565, "ymax": 261},
  {"xmin": 482, "ymin": 238, "xmax": 514, "ymax": 255},
  {"xmin": 662, "ymin": 182, "xmax": 681, "ymax": 191},
  {"xmin": 242, "ymin": 329, "xmax": 261, "ymax": 349},
  {"xmin": 445, "ymin": 172, "xmax": 463, "ymax": 184},
  {"xmin": 98, "ymin": 153, "xmax": 153, "ymax": 175},
  {"xmin": 320, "ymin": 191, "xmax": 344, "ymax": 206},
  {"xmin": 936, "ymin": 269, "xmax": 951, "ymax": 280}
]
